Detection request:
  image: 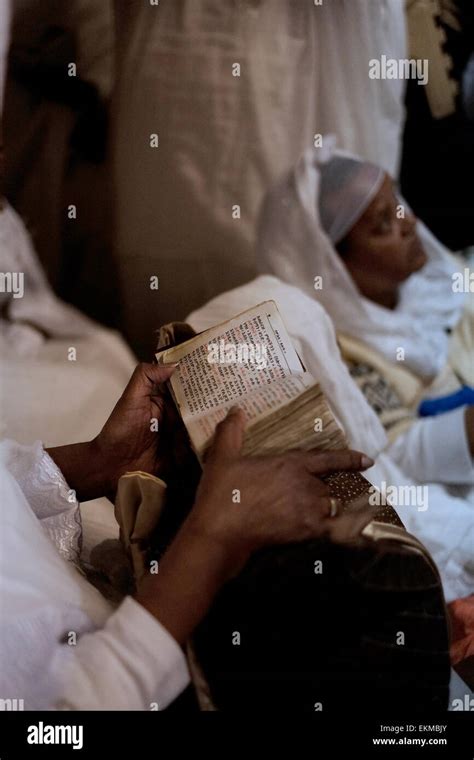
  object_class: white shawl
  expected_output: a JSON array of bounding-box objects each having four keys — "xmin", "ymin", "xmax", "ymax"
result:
[{"xmin": 258, "ymin": 139, "xmax": 465, "ymax": 380}]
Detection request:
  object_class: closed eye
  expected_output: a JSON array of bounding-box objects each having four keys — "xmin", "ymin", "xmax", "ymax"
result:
[{"xmin": 372, "ymin": 208, "xmax": 393, "ymax": 234}]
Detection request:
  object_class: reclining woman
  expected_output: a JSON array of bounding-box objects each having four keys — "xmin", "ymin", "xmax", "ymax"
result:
[{"xmin": 258, "ymin": 138, "xmax": 474, "ymax": 505}]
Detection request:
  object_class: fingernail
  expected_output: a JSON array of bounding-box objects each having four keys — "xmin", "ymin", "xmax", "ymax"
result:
[
  {"xmin": 361, "ymin": 455, "xmax": 374, "ymax": 468},
  {"xmin": 161, "ymin": 361, "xmax": 180, "ymax": 368},
  {"xmin": 228, "ymin": 405, "xmax": 242, "ymax": 416},
  {"xmin": 329, "ymin": 497, "xmax": 341, "ymax": 518}
]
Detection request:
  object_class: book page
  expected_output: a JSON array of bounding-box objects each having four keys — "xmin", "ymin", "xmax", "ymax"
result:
[
  {"xmin": 186, "ymin": 373, "xmax": 316, "ymax": 455},
  {"xmin": 156, "ymin": 301, "xmax": 303, "ymax": 425}
]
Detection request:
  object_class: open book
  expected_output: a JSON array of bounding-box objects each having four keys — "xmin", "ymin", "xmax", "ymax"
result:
[{"xmin": 156, "ymin": 301, "xmax": 401, "ymax": 524}]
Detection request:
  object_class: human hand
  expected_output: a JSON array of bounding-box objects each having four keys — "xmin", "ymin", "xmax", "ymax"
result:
[
  {"xmin": 93, "ymin": 362, "xmax": 188, "ymax": 493},
  {"xmin": 465, "ymin": 405, "xmax": 474, "ymax": 457},
  {"xmin": 185, "ymin": 407, "xmax": 375, "ymax": 576},
  {"xmin": 135, "ymin": 406, "xmax": 374, "ymax": 644}
]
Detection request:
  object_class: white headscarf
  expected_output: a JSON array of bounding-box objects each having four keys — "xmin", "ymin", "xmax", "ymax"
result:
[
  {"xmin": 258, "ymin": 137, "xmax": 465, "ymax": 380},
  {"xmin": 317, "ymin": 153, "xmax": 385, "ymax": 246}
]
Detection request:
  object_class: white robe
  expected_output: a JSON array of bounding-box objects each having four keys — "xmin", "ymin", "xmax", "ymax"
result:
[
  {"xmin": 0, "ymin": 438, "xmax": 189, "ymax": 710},
  {"xmin": 0, "ymin": 201, "xmax": 138, "ymax": 561}
]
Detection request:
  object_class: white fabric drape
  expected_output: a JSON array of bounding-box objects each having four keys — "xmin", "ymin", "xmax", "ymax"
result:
[
  {"xmin": 313, "ymin": 0, "xmax": 407, "ymax": 176},
  {"xmin": 112, "ymin": 0, "xmax": 407, "ymax": 354},
  {"xmin": 0, "ymin": 203, "xmax": 136, "ymax": 447}
]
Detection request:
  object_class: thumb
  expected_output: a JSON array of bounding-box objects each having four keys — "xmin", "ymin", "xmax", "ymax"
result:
[
  {"xmin": 207, "ymin": 407, "xmax": 246, "ymax": 461},
  {"xmin": 144, "ymin": 361, "xmax": 179, "ymax": 386},
  {"xmin": 121, "ymin": 362, "xmax": 178, "ymax": 403}
]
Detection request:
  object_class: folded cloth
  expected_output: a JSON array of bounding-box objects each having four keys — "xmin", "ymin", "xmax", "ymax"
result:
[{"xmin": 114, "ymin": 471, "xmax": 167, "ymax": 583}]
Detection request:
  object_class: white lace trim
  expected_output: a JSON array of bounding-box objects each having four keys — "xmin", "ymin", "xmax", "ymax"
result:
[
  {"xmin": 2, "ymin": 439, "xmax": 83, "ymax": 564},
  {"xmin": 35, "ymin": 447, "xmax": 83, "ymax": 564}
]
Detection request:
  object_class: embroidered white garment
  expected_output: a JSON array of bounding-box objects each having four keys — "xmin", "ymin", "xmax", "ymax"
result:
[
  {"xmin": 258, "ymin": 139, "xmax": 466, "ymax": 380},
  {"xmin": 0, "ymin": 439, "xmax": 189, "ymax": 710}
]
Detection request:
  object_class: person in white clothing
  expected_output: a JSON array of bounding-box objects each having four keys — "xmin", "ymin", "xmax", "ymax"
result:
[{"xmin": 0, "ymin": 362, "xmax": 374, "ymax": 710}]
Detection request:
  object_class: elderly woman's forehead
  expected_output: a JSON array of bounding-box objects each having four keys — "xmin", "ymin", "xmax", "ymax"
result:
[{"xmin": 364, "ymin": 174, "xmax": 394, "ymax": 212}]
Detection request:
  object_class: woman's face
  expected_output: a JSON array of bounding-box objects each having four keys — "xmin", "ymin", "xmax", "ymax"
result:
[{"xmin": 339, "ymin": 174, "xmax": 428, "ymax": 285}]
